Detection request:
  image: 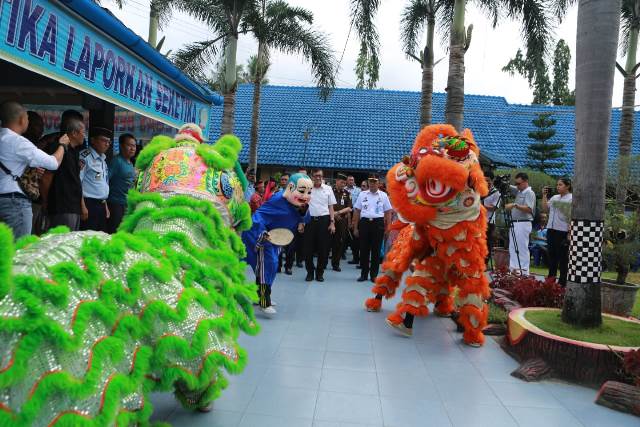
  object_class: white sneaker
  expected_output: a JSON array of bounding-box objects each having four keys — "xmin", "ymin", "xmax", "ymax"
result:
[
  {"xmin": 260, "ymin": 306, "xmax": 277, "ymax": 315},
  {"xmin": 271, "ymin": 300, "xmax": 277, "ymax": 306}
]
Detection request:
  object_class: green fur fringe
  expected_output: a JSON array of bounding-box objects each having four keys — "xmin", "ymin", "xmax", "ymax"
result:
[{"xmin": 0, "ymin": 189, "xmax": 259, "ymax": 426}]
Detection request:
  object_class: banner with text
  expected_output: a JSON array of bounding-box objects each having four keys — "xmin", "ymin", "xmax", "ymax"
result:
[{"xmin": 0, "ymin": 0, "xmax": 211, "ymax": 137}]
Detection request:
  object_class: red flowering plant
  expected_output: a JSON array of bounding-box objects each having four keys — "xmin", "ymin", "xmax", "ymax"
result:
[{"xmin": 490, "ymin": 267, "xmax": 565, "ymax": 309}]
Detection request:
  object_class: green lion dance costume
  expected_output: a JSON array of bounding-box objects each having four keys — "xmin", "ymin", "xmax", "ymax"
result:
[{"xmin": 0, "ymin": 124, "xmax": 258, "ymax": 426}]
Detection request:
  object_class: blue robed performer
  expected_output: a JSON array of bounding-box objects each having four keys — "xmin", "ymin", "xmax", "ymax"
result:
[{"xmin": 242, "ymin": 173, "xmax": 312, "ymax": 314}]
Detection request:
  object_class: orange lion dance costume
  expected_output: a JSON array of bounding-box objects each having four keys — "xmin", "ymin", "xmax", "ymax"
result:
[{"xmin": 364, "ymin": 124, "xmax": 490, "ymax": 346}]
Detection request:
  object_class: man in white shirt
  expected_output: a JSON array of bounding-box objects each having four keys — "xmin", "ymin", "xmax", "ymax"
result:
[
  {"xmin": 304, "ymin": 169, "xmax": 336, "ymax": 282},
  {"xmin": 353, "ymin": 174, "xmax": 393, "ymax": 282},
  {"xmin": 505, "ymin": 172, "xmax": 536, "ymax": 275},
  {"xmin": 0, "ymin": 101, "xmax": 67, "ymax": 239}
]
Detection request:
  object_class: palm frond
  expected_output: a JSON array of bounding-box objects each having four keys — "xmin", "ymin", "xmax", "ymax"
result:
[
  {"xmin": 620, "ymin": 0, "xmax": 640, "ymax": 57},
  {"xmin": 267, "ymin": 20, "xmax": 336, "ymax": 98},
  {"xmin": 174, "ymin": 0, "xmax": 239, "ymax": 34},
  {"xmin": 549, "ymin": 0, "xmax": 577, "ymax": 21},
  {"xmin": 350, "ymin": 0, "xmax": 381, "ymax": 87},
  {"xmin": 400, "ymin": 0, "xmax": 431, "ymax": 58},
  {"xmin": 172, "ymin": 39, "xmax": 223, "ymax": 80}
]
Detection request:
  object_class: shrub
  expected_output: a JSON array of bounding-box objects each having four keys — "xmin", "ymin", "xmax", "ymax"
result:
[{"xmin": 491, "ymin": 268, "xmax": 565, "ymax": 308}]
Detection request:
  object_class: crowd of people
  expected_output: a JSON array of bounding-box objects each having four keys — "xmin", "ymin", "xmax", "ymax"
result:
[
  {"xmin": 244, "ymin": 168, "xmax": 394, "ymax": 290},
  {"xmin": 483, "ymin": 171, "xmax": 573, "ymax": 286},
  {"xmin": 0, "ymin": 101, "xmax": 138, "ymax": 240}
]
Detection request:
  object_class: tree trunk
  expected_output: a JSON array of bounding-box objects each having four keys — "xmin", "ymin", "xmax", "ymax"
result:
[
  {"xmin": 248, "ymin": 44, "xmax": 265, "ymax": 173},
  {"xmin": 596, "ymin": 381, "xmax": 640, "ymax": 416},
  {"xmin": 221, "ymin": 35, "xmax": 239, "ymax": 135},
  {"xmin": 562, "ymin": 0, "xmax": 621, "ymax": 327},
  {"xmin": 444, "ymin": 0, "xmax": 466, "ymax": 132},
  {"xmin": 420, "ymin": 20, "xmax": 435, "ymax": 128},
  {"xmin": 615, "ymin": 25, "xmax": 638, "ymax": 210},
  {"xmin": 148, "ymin": 2, "xmax": 159, "ymax": 48}
]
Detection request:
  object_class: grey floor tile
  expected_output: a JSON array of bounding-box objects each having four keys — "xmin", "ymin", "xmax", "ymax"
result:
[
  {"xmin": 324, "ymin": 351, "xmax": 376, "ymax": 372},
  {"xmin": 239, "ymin": 413, "xmax": 313, "ymax": 427},
  {"xmin": 329, "ymin": 322, "xmax": 371, "ymax": 339},
  {"xmin": 424, "ymin": 360, "xmax": 483, "ymax": 381},
  {"xmin": 435, "ymin": 378, "xmax": 501, "ymax": 406},
  {"xmin": 375, "ymin": 354, "xmax": 428, "ymax": 374},
  {"xmin": 263, "ymin": 364, "xmax": 323, "ymax": 390},
  {"xmin": 315, "ymin": 391, "xmax": 383, "ymax": 424},
  {"xmin": 320, "ymin": 368, "xmax": 379, "ymax": 395},
  {"xmin": 327, "ymin": 336, "xmax": 373, "ymax": 354},
  {"xmin": 246, "ymin": 384, "xmax": 318, "ymax": 418},
  {"xmin": 273, "ymin": 347, "xmax": 326, "ymax": 368},
  {"xmin": 506, "ymin": 406, "xmax": 583, "ymax": 427},
  {"xmin": 489, "ymin": 380, "xmax": 563, "ymax": 408},
  {"xmin": 229, "ymin": 362, "xmax": 269, "ymax": 385},
  {"xmin": 210, "ymin": 381, "xmax": 257, "ymax": 412},
  {"xmin": 149, "ymin": 392, "xmax": 178, "ymax": 421},
  {"xmin": 565, "ymin": 401, "xmax": 640, "ymax": 427},
  {"xmin": 445, "ymin": 403, "xmax": 518, "ymax": 427},
  {"xmin": 167, "ymin": 408, "xmax": 243, "ymax": 427},
  {"xmin": 380, "ymin": 396, "xmax": 452, "ymax": 427},
  {"xmin": 281, "ymin": 332, "xmax": 329, "ymax": 351},
  {"xmin": 377, "ymin": 371, "xmax": 439, "ymax": 400}
]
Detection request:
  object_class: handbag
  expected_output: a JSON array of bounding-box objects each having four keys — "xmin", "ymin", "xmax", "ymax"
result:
[{"xmin": 0, "ymin": 160, "xmax": 40, "ymax": 201}]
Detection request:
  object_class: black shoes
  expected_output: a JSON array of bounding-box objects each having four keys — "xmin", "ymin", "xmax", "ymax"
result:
[
  {"xmin": 285, "ymin": 268, "xmax": 293, "ymax": 275},
  {"xmin": 296, "ymin": 262, "xmax": 304, "ymax": 268},
  {"xmin": 357, "ymin": 276, "xmax": 367, "ymax": 282},
  {"xmin": 332, "ymin": 266, "xmax": 341, "ymax": 272},
  {"xmin": 316, "ymin": 275, "xmax": 325, "ymax": 282},
  {"xmin": 348, "ymin": 260, "xmax": 358, "ymax": 265},
  {"xmin": 305, "ymin": 273, "xmax": 314, "ymax": 282}
]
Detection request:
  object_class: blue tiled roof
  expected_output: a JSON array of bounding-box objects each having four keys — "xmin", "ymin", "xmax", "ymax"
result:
[{"xmin": 209, "ymin": 85, "xmax": 640, "ymax": 175}]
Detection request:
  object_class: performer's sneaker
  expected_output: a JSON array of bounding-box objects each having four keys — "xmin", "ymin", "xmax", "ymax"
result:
[
  {"xmin": 285, "ymin": 268, "xmax": 293, "ymax": 275},
  {"xmin": 357, "ymin": 276, "xmax": 367, "ymax": 282},
  {"xmin": 197, "ymin": 403, "xmax": 213, "ymax": 413},
  {"xmin": 385, "ymin": 318, "xmax": 413, "ymax": 337},
  {"xmin": 260, "ymin": 306, "xmax": 277, "ymax": 315}
]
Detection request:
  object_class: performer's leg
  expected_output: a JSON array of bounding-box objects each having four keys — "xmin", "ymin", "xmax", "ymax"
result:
[
  {"xmin": 258, "ymin": 283, "xmax": 272, "ymax": 308},
  {"xmin": 295, "ymin": 231, "xmax": 304, "ymax": 267},
  {"xmin": 434, "ymin": 280, "xmax": 455, "ymax": 317},
  {"xmin": 454, "ymin": 273, "xmax": 489, "ymax": 346},
  {"xmin": 386, "ymin": 256, "xmax": 442, "ymax": 333}
]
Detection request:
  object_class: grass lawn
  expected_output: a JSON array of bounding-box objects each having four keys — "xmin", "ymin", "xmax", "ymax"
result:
[
  {"xmin": 528, "ymin": 267, "xmax": 640, "ymax": 318},
  {"xmin": 525, "ymin": 309, "xmax": 640, "ymax": 347}
]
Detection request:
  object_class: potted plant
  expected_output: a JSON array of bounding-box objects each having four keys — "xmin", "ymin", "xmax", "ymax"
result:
[{"xmin": 602, "ymin": 208, "xmax": 640, "ymax": 317}]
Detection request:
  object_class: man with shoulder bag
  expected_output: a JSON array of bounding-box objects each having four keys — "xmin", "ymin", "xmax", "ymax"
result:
[{"xmin": 0, "ymin": 102, "xmax": 67, "ymax": 239}]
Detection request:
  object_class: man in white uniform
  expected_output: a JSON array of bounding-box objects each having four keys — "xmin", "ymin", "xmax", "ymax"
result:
[{"xmin": 353, "ymin": 174, "xmax": 393, "ymax": 282}]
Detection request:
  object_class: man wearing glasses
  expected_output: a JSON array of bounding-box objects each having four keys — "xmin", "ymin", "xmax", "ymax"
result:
[
  {"xmin": 304, "ymin": 169, "xmax": 336, "ymax": 282},
  {"xmin": 79, "ymin": 127, "xmax": 112, "ymax": 232}
]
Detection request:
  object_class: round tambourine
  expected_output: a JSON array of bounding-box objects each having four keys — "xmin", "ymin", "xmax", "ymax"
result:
[{"xmin": 267, "ymin": 228, "xmax": 294, "ymax": 246}]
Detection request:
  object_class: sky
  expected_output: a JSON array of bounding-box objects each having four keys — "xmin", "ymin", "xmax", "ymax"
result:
[{"xmin": 102, "ymin": 0, "xmax": 633, "ymax": 108}]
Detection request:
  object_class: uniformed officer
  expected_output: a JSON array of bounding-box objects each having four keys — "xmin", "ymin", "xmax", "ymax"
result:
[
  {"xmin": 331, "ymin": 173, "xmax": 352, "ymax": 271},
  {"xmin": 79, "ymin": 127, "xmax": 111, "ymax": 232},
  {"xmin": 352, "ymin": 174, "xmax": 392, "ymax": 282}
]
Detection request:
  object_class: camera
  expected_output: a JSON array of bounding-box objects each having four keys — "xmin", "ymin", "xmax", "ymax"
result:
[{"xmin": 493, "ymin": 174, "xmax": 511, "ymax": 196}]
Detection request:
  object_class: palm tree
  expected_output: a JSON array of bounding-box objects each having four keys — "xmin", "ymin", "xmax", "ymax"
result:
[
  {"xmin": 561, "ymin": 0, "xmax": 621, "ymax": 327},
  {"xmin": 242, "ymin": 0, "xmax": 336, "ymax": 172},
  {"xmin": 351, "ymin": 1, "xmax": 557, "ymax": 132},
  {"xmin": 203, "ymin": 61, "xmax": 250, "ymax": 93},
  {"xmin": 243, "ymin": 54, "xmax": 271, "ymax": 85},
  {"xmin": 401, "ymin": 0, "xmax": 448, "ymax": 127},
  {"xmin": 173, "ymin": 0, "xmax": 256, "ymax": 135},
  {"xmin": 615, "ymin": 0, "xmax": 640, "ymax": 209}
]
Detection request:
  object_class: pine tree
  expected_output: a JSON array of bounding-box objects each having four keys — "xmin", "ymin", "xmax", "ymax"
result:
[{"xmin": 527, "ymin": 113, "xmax": 565, "ymax": 173}]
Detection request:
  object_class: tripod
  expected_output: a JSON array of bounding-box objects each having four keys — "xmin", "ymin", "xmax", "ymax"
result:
[{"xmin": 486, "ymin": 191, "xmax": 523, "ymax": 273}]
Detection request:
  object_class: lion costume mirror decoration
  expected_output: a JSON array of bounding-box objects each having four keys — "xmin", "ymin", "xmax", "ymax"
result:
[
  {"xmin": 0, "ymin": 124, "xmax": 258, "ymax": 425},
  {"xmin": 365, "ymin": 124, "xmax": 491, "ymax": 347}
]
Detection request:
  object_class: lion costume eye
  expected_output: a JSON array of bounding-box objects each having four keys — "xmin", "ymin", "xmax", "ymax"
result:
[{"xmin": 405, "ymin": 177, "xmax": 419, "ymax": 198}]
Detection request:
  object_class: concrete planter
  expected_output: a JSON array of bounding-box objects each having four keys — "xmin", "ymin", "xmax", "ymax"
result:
[{"xmin": 601, "ymin": 280, "xmax": 640, "ymax": 317}]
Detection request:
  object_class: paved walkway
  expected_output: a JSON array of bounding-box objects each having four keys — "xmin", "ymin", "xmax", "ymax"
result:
[{"xmin": 151, "ymin": 262, "xmax": 638, "ymax": 427}]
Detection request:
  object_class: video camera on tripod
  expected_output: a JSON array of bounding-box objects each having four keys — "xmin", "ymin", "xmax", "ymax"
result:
[
  {"xmin": 487, "ymin": 173, "xmax": 523, "ymax": 271},
  {"xmin": 493, "ymin": 174, "xmax": 512, "ymax": 198}
]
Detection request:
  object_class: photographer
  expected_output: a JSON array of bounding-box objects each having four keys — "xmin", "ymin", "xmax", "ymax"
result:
[
  {"xmin": 505, "ymin": 172, "xmax": 536, "ymax": 275},
  {"xmin": 542, "ymin": 178, "xmax": 572, "ymax": 286},
  {"xmin": 482, "ymin": 171, "xmax": 500, "ymax": 261}
]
